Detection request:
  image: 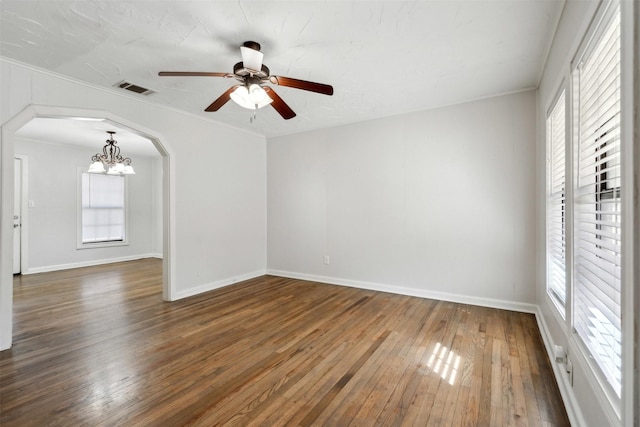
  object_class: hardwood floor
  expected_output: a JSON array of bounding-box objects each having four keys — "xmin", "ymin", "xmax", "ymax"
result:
[{"xmin": 0, "ymin": 259, "xmax": 569, "ymax": 426}]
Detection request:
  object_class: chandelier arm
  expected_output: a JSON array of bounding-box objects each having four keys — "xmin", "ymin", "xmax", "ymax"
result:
[{"xmin": 103, "ymin": 144, "xmax": 111, "ymax": 165}]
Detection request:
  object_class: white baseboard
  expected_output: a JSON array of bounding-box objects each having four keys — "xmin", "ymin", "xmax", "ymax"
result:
[
  {"xmin": 173, "ymin": 269, "xmax": 267, "ymax": 300},
  {"xmin": 535, "ymin": 307, "xmax": 587, "ymax": 427},
  {"xmin": 266, "ymin": 269, "xmax": 537, "ymax": 314},
  {"xmin": 22, "ymin": 253, "xmax": 161, "ymax": 275}
]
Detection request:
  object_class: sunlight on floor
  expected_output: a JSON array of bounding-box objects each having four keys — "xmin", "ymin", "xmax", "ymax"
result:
[{"xmin": 426, "ymin": 342, "xmax": 461, "ymax": 385}]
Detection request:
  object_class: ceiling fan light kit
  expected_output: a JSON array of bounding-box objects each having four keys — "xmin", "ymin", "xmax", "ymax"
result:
[
  {"xmin": 230, "ymin": 84, "xmax": 273, "ymax": 110},
  {"xmin": 159, "ymin": 41, "xmax": 333, "ymax": 120}
]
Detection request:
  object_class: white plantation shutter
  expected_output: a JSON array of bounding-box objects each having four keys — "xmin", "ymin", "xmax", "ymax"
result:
[
  {"xmin": 546, "ymin": 91, "xmax": 566, "ymax": 309},
  {"xmin": 82, "ymin": 173, "xmax": 126, "ymax": 243},
  {"xmin": 572, "ymin": 5, "xmax": 621, "ymax": 396}
]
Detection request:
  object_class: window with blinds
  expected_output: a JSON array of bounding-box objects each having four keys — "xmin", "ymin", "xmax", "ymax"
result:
[
  {"xmin": 546, "ymin": 91, "xmax": 566, "ymax": 310},
  {"xmin": 81, "ymin": 172, "xmax": 126, "ymax": 244},
  {"xmin": 572, "ymin": 5, "xmax": 621, "ymax": 397}
]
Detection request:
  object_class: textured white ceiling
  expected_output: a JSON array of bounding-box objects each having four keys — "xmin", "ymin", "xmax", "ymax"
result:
[{"xmin": 1, "ymin": 0, "xmax": 564, "ymax": 139}]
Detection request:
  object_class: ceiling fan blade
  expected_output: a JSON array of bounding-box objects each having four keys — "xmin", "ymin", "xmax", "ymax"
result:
[
  {"xmin": 269, "ymin": 76, "xmax": 333, "ymax": 96},
  {"xmin": 263, "ymin": 87, "xmax": 296, "ymax": 120},
  {"xmin": 159, "ymin": 71, "xmax": 235, "ymax": 78},
  {"xmin": 205, "ymin": 85, "xmax": 240, "ymax": 112}
]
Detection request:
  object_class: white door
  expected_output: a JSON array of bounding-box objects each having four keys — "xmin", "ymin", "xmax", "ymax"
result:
[{"xmin": 13, "ymin": 157, "xmax": 22, "ymax": 274}]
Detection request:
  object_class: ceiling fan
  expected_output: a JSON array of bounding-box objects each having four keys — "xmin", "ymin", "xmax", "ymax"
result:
[{"xmin": 158, "ymin": 41, "xmax": 333, "ymax": 120}]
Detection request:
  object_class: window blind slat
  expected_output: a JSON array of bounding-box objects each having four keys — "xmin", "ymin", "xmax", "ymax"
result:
[{"xmin": 580, "ymin": 60, "xmax": 620, "ymax": 110}]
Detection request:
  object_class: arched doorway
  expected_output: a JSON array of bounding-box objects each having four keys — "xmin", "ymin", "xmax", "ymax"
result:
[{"xmin": 1, "ymin": 105, "xmax": 176, "ymax": 350}]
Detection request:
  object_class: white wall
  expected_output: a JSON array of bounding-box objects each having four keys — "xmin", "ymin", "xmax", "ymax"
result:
[
  {"xmin": 15, "ymin": 138, "xmax": 160, "ymax": 272},
  {"xmin": 151, "ymin": 156, "xmax": 163, "ymax": 255},
  {"xmin": 536, "ymin": 1, "xmax": 638, "ymax": 426},
  {"xmin": 1, "ymin": 60, "xmax": 267, "ymax": 349},
  {"xmin": 268, "ymin": 90, "xmax": 537, "ymax": 309}
]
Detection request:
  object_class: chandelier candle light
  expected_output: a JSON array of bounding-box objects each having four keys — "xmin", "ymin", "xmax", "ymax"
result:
[{"xmin": 88, "ymin": 131, "xmax": 135, "ymax": 175}]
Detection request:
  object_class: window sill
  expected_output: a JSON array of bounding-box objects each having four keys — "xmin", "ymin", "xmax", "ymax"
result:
[{"xmin": 77, "ymin": 240, "xmax": 129, "ymax": 250}]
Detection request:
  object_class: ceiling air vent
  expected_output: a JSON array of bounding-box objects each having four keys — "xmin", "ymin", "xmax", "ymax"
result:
[{"xmin": 115, "ymin": 81, "xmax": 155, "ymax": 95}]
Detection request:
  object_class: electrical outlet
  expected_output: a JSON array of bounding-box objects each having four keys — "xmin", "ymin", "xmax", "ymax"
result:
[
  {"xmin": 566, "ymin": 358, "xmax": 573, "ymax": 386},
  {"xmin": 323, "ymin": 255, "xmax": 330, "ymax": 265},
  {"xmin": 554, "ymin": 345, "xmax": 566, "ymax": 363}
]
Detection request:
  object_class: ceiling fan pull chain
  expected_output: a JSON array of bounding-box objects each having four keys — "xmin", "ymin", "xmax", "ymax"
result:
[{"xmin": 250, "ymin": 109, "xmax": 257, "ymax": 123}]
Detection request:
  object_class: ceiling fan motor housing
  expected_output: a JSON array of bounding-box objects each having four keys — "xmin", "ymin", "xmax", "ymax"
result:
[{"xmin": 233, "ymin": 62, "xmax": 270, "ymax": 79}]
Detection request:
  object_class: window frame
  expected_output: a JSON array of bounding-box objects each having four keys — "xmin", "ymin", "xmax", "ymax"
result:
[
  {"xmin": 77, "ymin": 167, "xmax": 130, "ymax": 249},
  {"xmin": 546, "ymin": 87, "xmax": 568, "ymax": 314},
  {"xmin": 569, "ymin": 0, "xmax": 622, "ymax": 410}
]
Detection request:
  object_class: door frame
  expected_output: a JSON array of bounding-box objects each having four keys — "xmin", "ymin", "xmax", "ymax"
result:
[
  {"xmin": 1, "ymin": 105, "xmax": 177, "ymax": 350},
  {"xmin": 13, "ymin": 155, "xmax": 28, "ymax": 274}
]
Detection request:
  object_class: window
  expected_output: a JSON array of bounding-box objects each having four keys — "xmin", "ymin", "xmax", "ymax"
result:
[
  {"xmin": 80, "ymin": 172, "xmax": 128, "ymax": 246},
  {"xmin": 572, "ymin": 4, "xmax": 621, "ymax": 397},
  {"xmin": 546, "ymin": 90, "xmax": 566, "ymax": 310}
]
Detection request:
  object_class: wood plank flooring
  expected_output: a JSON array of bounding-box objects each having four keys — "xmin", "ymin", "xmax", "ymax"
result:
[{"xmin": 0, "ymin": 259, "xmax": 570, "ymax": 426}]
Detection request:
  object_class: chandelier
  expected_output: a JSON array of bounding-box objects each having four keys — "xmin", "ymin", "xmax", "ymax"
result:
[{"xmin": 87, "ymin": 131, "xmax": 135, "ymax": 175}]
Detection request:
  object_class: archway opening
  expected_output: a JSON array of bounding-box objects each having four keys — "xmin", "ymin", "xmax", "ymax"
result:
[{"xmin": 1, "ymin": 105, "xmax": 175, "ymax": 350}]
